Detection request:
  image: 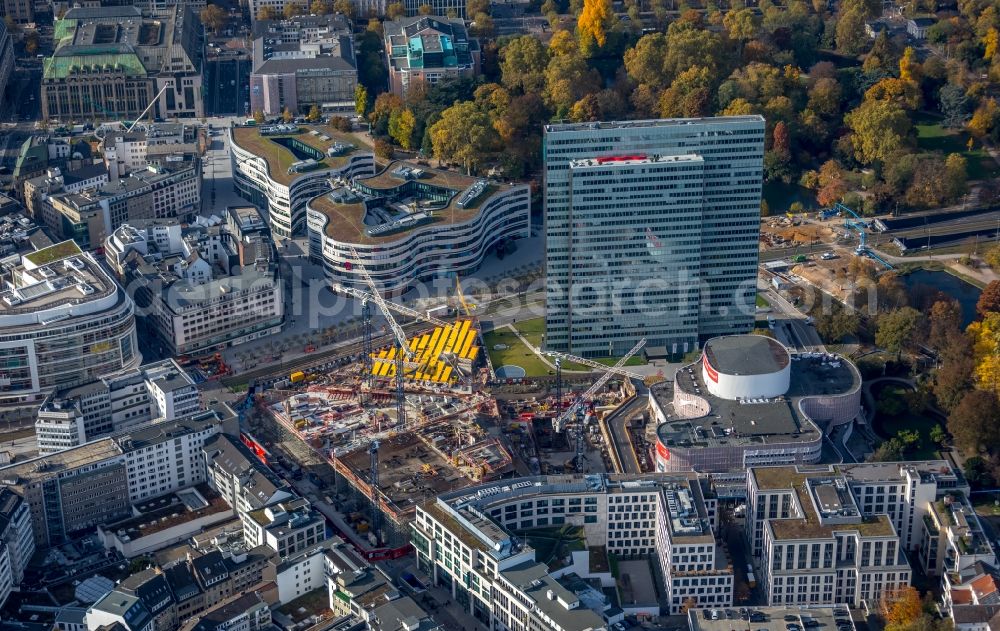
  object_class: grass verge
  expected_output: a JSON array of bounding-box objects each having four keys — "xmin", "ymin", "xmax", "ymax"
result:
[
  {"xmin": 483, "ymin": 326, "xmax": 554, "ymax": 377},
  {"xmin": 512, "ymin": 317, "xmax": 646, "ymax": 371},
  {"xmin": 915, "ymin": 121, "xmax": 1000, "ymax": 181}
]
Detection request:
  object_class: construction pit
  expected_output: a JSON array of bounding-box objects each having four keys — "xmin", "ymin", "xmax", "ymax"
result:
[
  {"xmin": 760, "ymin": 218, "xmax": 839, "ymax": 250},
  {"xmin": 258, "ymin": 313, "xmax": 647, "ymax": 552},
  {"xmin": 496, "ymin": 381, "xmax": 634, "ymax": 477},
  {"xmin": 787, "ymin": 255, "xmax": 884, "ymax": 305},
  {"xmin": 261, "ymin": 319, "xmax": 517, "ymax": 551}
]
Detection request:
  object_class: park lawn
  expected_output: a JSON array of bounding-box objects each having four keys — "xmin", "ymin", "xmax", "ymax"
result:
[
  {"xmin": 512, "ymin": 317, "xmax": 646, "ymax": 371},
  {"xmin": 756, "ymin": 293, "xmax": 771, "ymax": 308},
  {"xmin": 915, "ymin": 122, "xmax": 1000, "ymax": 181},
  {"xmin": 483, "ymin": 326, "xmax": 554, "ymax": 377},
  {"xmin": 972, "ymin": 493, "xmax": 1000, "ymax": 517},
  {"xmin": 590, "ymin": 356, "xmax": 646, "ymax": 367},
  {"xmin": 513, "ymin": 317, "xmax": 546, "ymax": 348}
]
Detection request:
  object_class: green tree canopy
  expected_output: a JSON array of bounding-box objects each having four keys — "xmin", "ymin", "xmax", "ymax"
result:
[
  {"xmin": 875, "ymin": 307, "xmax": 923, "ymax": 359},
  {"xmin": 429, "ymin": 101, "xmax": 500, "ymax": 173},
  {"xmin": 199, "ymin": 5, "xmax": 226, "ymax": 35},
  {"xmin": 948, "ymin": 390, "xmax": 1000, "ymax": 455},
  {"xmin": 844, "ymin": 99, "xmax": 911, "ymax": 165},
  {"xmin": 500, "ymin": 36, "xmax": 549, "ymax": 95}
]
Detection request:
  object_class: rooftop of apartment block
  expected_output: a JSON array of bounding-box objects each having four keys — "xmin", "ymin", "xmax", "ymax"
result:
[
  {"xmin": 230, "ymin": 123, "xmax": 364, "ymax": 186},
  {"xmin": 310, "ymin": 160, "xmax": 520, "ymax": 245}
]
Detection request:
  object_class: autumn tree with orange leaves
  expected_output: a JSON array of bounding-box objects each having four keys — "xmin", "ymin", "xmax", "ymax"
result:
[
  {"xmin": 882, "ymin": 586, "xmax": 923, "ymax": 629},
  {"xmin": 577, "ymin": 0, "xmax": 612, "ymax": 48}
]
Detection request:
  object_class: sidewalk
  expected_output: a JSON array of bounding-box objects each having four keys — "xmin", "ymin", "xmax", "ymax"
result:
[{"xmin": 423, "ymin": 583, "xmax": 490, "ymax": 631}]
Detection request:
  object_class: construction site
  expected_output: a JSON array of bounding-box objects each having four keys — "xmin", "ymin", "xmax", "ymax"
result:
[
  {"xmin": 249, "ymin": 256, "xmax": 646, "ymax": 555},
  {"xmin": 760, "ymin": 215, "xmax": 841, "ymax": 250},
  {"xmin": 264, "ymin": 375, "xmax": 513, "ymax": 550}
]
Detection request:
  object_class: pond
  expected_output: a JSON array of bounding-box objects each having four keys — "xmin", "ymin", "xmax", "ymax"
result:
[
  {"xmin": 903, "ymin": 269, "xmax": 983, "ymax": 327},
  {"xmin": 763, "ymin": 181, "xmax": 818, "ymax": 213}
]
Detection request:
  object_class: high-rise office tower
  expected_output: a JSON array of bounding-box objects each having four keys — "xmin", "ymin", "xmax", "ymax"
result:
[{"xmin": 542, "ymin": 117, "xmax": 765, "ymax": 357}]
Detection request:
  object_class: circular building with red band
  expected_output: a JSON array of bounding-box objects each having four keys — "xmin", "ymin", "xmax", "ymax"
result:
[
  {"xmin": 702, "ymin": 335, "xmax": 790, "ymax": 400},
  {"xmin": 650, "ymin": 334, "xmax": 862, "ymax": 473}
]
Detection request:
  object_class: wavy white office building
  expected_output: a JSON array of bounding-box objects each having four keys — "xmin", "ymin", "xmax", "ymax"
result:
[
  {"xmin": 0, "ymin": 241, "xmax": 140, "ymax": 406},
  {"xmin": 228, "ymin": 123, "xmax": 376, "ymax": 237},
  {"xmin": 306, "ymin": 161, "xmax": 530, "ymax": 295}
]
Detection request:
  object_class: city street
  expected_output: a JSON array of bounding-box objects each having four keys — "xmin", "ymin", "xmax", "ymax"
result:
[{"xmin": 605, "ymin": 391, "xmax": 648, "ymax": 474}]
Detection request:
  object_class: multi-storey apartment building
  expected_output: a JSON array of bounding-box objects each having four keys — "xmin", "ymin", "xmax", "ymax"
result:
[
  {"xmin": 243, "ymin": 497, "xmax": 326, "ymax": 558},
  {"xmin": 0, "ymin": 406, "xmax": 237, "ymax": 546},
  {"xmin": 12, "ymin": 135, "xmax": 94, "ymax": 199},
  {"xmin": 913, "ymin": 486, "xmax": 1000, "ymax": 629},
  {"xmin": 748, "ymin": 466, "xmax": 912, "ymax": 607},
  {"xmin": 35, "ymin": 358, "xmax": 200, "ymax": 455},
  {"xmin": 43, "ymin": 6, "xmax": 203, "ymax": 121},
  {"xmin": 0, "ymin": 241, "xmax": 140, "ymax": 406},
  {"xmin": 178, "ymin": 591, "xmax": 271, "ymax": 631},
  {"xmin": 86, "ymin": 590, "xmax": 155, "ymax": 631},
  {"xmin": 110, "ymin": 217, "xmax": 284, "ymax": 355},
  {"xmin": 0, "ymin": 488, "xmax": 35, "ymax": 609},
  {"xmin": 203, "ymin": 434, "xmax": 295, "ymax": 518},
  {"xmin": 250, "ymin": 16, "xmax": 357, "ymax": 116},
  {"xmin": 413, "ymin": 474, "xmax": 732, "ymax": 628},
  {"xmin": 229, "ymin": 123, "xmax": 375, "ymax": 237},
  {"xmin": 655, "ymin": 480, "xmax": 734, "ymax": 614},
  {"xmin": 746, "ymin": 461, "xmax": 965, "ymax": 558},
  {"xmin": 116, "ymin": 409, "xmax": 237, "ymax": 503},
  {"xmin": 103, "ymin": 124, "xmax": 201, "ymax": 179},
  {"xmin": 118, "ymin": 569, "xmax": 178, "ymax": 631},
  {"xmin": 23, "ymin": 165, "xmax": 111, "ymax": 227},
  {"xmin": 924, "ymin": 491, "xmax": 997, "ymax": 585},
  {"xmin": 202, "ymin": 434, "xmax": 329, "ymax": 563},
  {"xmin": 841, "ymin": 461, "xmax": 962, "ymax": 553},
  {"xmin": 0, "ymin": 438, "xmax": 131, "ymax": 547},
  {"xmin": 32, "ymin": 158, "xmax": 200, "ymax": 249},
  {"xmin": 308, "ymin": 160, "xmax": 530, "ymax": 295},
  {"xmin": 384, "ymin": 17, "xmax": 480, "ymax": 98},
  {"xmin": 542, "ymin": 117, "xmax": 765, "ymax": 357},
  {"xmin": 0, "ymin": 0, "xmax": 31, "ymax": 24}
]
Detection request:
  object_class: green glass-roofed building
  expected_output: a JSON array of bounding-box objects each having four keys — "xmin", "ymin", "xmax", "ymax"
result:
[
  {"xmin": 384, "ymin": 16, "xmax": 480, "ymax": 98},
  {"xmin": 41, "ymin": 5, "xmax": 204, "ymax": 122}
]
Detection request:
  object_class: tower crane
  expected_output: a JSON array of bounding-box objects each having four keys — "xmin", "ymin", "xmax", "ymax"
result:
[
  {"xmin": 125, "ymin": 85, "xmax": 169, "ymax": 133},
  {"xmin": 454, "ymin": 276, "xmax": 475, "ymax": 316},
  {"xmin": 540, "ymin": 348, "xmax": 643, "ymax": 412},
  {"xmin": 332, "ymin": 283, "xmax": 446, "ymax": 391},
  {"xmin": 347, "ymin": 248, "xmax": 411, "ymax": 429},
  {"xmin": 553, "ymin": 339, "xmax": 646, "ymax": 473},
  {"xmin": 542, "ymin": 349, "xmax": 644, "ymax": 380},
  {"xmin": 834, "ymin": 202, "xmax": 893, "ymax": 269},
  {"xmin": 332, "ymin": 283, "xmax": 475, "ymax": 387},
  {"xmin": 331, "ymin": 284, "xmax": 448, "ymax": 327},
  {"xmin": 369, "ymin": 440, "xmax": 380, "ymax": 545}
]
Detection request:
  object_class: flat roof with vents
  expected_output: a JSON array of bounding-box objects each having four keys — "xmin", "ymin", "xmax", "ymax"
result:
[
  {"xmin": 1, "ymin": 245, "xmax": 116, "ymax": 316},
  {"xmin": 309, "ymin": 160, "xmax": 526, "ymax": 245},
  {"xmin": 703, "ymin": 335, "xmax": 789, "ymax": 376}
]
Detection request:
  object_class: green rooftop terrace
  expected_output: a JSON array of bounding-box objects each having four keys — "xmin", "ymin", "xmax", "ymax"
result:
[
  {"xmin": 231, "ymin": 124, "xmax": 366, "ymax": 186},
  {"xmin": 44, "ymin": 49, "xmax": 146, "ymax": 80},
  {"xmin": 308, "ymin": 160, "xmax": 504, "ymax": 245},
  {"xmin": 23, "ymin": 240, "xmax": 82, "ymax": 267}
]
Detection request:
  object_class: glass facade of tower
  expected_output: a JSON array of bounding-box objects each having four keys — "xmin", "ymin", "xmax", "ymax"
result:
[{"xmin": 543, "ymin": 117, "xmax": 765, "ymax": 357}]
